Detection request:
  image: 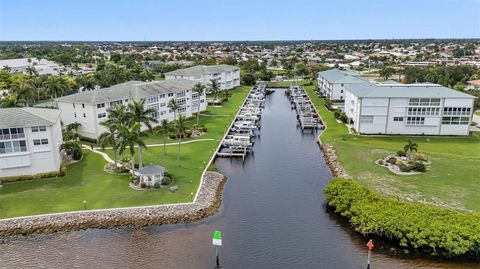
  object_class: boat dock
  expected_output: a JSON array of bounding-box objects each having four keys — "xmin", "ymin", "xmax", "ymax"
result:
[
  {"xmin": 216, "ymin": 82, "xmax": 268, "ymax": 161},
  {"xmin": 286, "ymin": 86, "xmax": 324, "ymax": 131}
]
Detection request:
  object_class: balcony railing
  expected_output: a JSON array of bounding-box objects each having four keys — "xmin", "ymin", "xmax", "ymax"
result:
[
  {"xmin": 0, "ymin": 147, "xmax": 28, "ymax": 154},
  {"xmin": 0, "ymin": 133, "xmax": 25, "ymax": 141}
]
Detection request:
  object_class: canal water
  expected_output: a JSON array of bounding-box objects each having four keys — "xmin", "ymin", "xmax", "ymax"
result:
[{"xmin": 0, "ymin": 89, "xmax": 478, "ymax": 268}]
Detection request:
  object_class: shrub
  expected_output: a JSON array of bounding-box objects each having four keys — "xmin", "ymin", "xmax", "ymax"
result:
[
  {"xmin": 207, "ymin": 163, "xmax": 219, "ymax": 172},
  {"xmin": 324, "ymin": 99, "xmax": 333, "ymax": 110},
  {"xmin": 395, "ymin": 159, "xmax": 404, "ymax": 166},
  {"xmin": 1, "ymin": 162, "xmax": 68, "ymax": 183},
  {"xmin": 153, "ymin": 182, "xmax": 161, "ymax": 189},
  {"xmin": 324, "ymin": 178, "xmax": 480, "ymax": 256},
  {"xmin": 396, "ymin": 150, "xmax": 407, "ymax": 157},
  {"xmin": 377, "ymin": 160, "xmax": 384, "ymax": 165},
  {"xmin": 333, "ymin": 109, "xmax": 341, "ymax": 119},
  {"xmin": 399, "ymin": 164, "xmax": 413, "ymax": 172},
  {"xmin": 140, "ymin": 182, "xmax": 146, "ymax": 188},
  {"xmin": 387, "ymin": 157, "xmax": 396, "ymax": 165},
  {"xmin": 412, "ymin": 162, "xmax": 426, "ymax": 172},
  {"xmin": 185, "ymin": 129, "xmax": 193, "ymax": 138},
  {"xmin": 339, "ymin": 112, "xmax": 348, "ymax": 123},
  {"xmin": 161, "ymin": 177, "xmax": 172, "ymax": 186},
  {"xmin": 414, "ymin": 153, "xmax": 427, "ymax": 162}
]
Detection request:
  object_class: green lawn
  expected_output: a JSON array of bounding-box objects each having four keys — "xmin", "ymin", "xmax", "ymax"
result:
[
  {"xmin": 268, "ymin": 79, "xmax": 312, "ymax": 88},
  {"xmin": 0, "ymin": 86, "xmax": 251, "ymax": 219},
  {"xmin": 305, "ymin": 84, "xmax": 480, "ymax": 212}
]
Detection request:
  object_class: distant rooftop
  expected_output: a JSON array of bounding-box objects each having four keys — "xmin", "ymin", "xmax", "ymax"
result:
[
  {"xmin": 55, "ymin": 79, "xmax": 197, "ymax": 105},
  {"xmin": 346, "ymin": 83, "xmax": 476, "ymax": 99},
  {"xmin": 0, "ymin": 58, "xmax": 58, "ymax": 68},
  {"xmin": 318, "ymin": 69, "xmax": 367, "ymax": 84},
  {"xmin": 0, "ymin": 107, "xmax": 61, "ymax": 128},
  {"xmin": 165, "ymin": 64, "xmax": 239, "ymax": 76}
]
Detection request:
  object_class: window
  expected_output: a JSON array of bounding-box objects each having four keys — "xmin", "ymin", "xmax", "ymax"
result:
[
  {"xmin": 0, "ymin": 140, "xmax": 27, "ymax": 154},
  {"xmin": 31, "ymin": 126, "xmax": 46, "ymax": 132},
  {"xmin": 33, "ymin": 139, "xmax": 48, "ymax": 145},
  {"xmin": 442, "ymin": 117, "xmax": 469, "ymax": 125},
  {"xmin": 159, "ymin": 94, "xmax": 166, "ymax": 99},
  {"xmin": 74, "ymin": 112, "xmax": 77, "ymax": 118},
  {"xmin": 109, "ymin": 100, "xmax": 122, "ymax": 106},
  {"xmin": 360, "ymin": 116, "xmax": 374, "ymax": 123},
  {"xmin": 73, "ymin": 103, "xmax": 76, "ymax": 108},
  {"xmin": 406, "ymin": 117, "xmax": 425, "ymax": 125},
  {"xmin": 159, "ymin": 102, "xmax": 166, "ymax": 107},
  {"xmin": 97, "ymin": 103, "xmax": 105, "ymax": 109},
  {"xmin": 393, "ymin": 117, "xmax": 403, "ymax": 122},
  {"xmin": 97, "ymin": 113, "xmax": 107, "ymax": 118},
  {"xmin": 409, "ymin": 98, "xmax": 440, "ymax": 106},
  {"xmin": 407, "ymin": 107, "xmax": 440, "ymax": 116},
  {"xmin": 168, "ymin": 93, "xmax": 174, "ymax": 97},
  {"xmin": 443, "ymin": 107, "xmax": 471, "ymax": 116},
  {"xmin": 82, "ymin": 104, "xmax": 85, "ymax": 108},
  {"xmin": 83, "ymin": 113, "xmax": 86, "ymax": 118},
  {"xmin": 147, "ymin": 96, "xmax": 159, "ymax": 104}
]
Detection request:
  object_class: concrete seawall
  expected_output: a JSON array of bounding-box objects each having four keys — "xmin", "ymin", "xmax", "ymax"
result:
[{"xmin": 0, "ymin": 171, "xmax": 226, "ymax": 237}]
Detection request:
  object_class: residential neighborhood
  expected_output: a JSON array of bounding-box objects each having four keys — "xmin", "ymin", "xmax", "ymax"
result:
[{"xmin": 0, "ymin": 0, "xmax": 479, "ymax": 268}]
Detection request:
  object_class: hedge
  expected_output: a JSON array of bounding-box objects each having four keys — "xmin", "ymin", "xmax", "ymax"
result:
[
  {"xmin": 0, "ymin": 162, "xmax": 67, "ymax": 183},
  {"xmin": 324, "ymin": 178, "xmax": 480, "ymax": 256}
]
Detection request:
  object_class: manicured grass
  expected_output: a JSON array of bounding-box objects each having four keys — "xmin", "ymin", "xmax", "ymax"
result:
[
  {"xmin": 0, "ymin": 86, "xmax": 251, "ymax": 219},
  {"xmin": 267, "ymin": 79, "xmax": 312, "ymax": 88},
  {"xmin": 305, "ymin": 84, "xmax": 480, "ymax": 212}
]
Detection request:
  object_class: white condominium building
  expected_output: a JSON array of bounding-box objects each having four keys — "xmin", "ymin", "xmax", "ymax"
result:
[
  {"xmin": 317, "ymin": 69, "xmax": 368, "ymax": 100},
  {"xmin": 55, "ymin": 79, "xmax": 207, "ymax": 139},
  {"xmin": 0, "ymin": 108, "xmax": 63, "ymax": 178},
  {"xmin": 165, "ymin": 64, "xmax": 240, "ymax": 90},
  {"xmin": 344, "ymin": 83, "xmax": 476, "ymax": 136}
]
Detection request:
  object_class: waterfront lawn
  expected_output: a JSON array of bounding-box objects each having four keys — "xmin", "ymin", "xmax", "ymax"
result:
[
  {"xmin": 0, "ymin": 86, "xmax": 251, "ymax": 219},
  {"xmin": 267, "ymin": 79, "xmax": 312, "ymax": 88},
  {"xmin": 305, "ymin": 85, "xmax": 480, "ymax": 212}
]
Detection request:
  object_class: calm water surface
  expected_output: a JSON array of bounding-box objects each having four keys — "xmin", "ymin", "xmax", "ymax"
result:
[{"xmin": 0, "ymin": 89, "xmax": 478, "ymax": 269}]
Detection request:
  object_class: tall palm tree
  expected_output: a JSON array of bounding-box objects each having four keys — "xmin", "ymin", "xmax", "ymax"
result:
[
  {"xmin": 0, "ymin": 93, "xmax": 24, "ymax": 108},
  {"xmin": 44, "ymin": 76, "xmax": 69, "ymax": 98},
  {"xmin": 98, "ymin": 122, "xmax": 119, "ymax": 167},
  {"xmin": 210, "ymin": 79, "xmax": 220, "ymax": 101},
  {"xmin": 64, "ymin": 122, "xmax": 82, "ymax": 141},
  {"xmin": 127, "ymin": 100, "xmax": 158, "ymax": 169},
  {"xmin": 11, "ymin": 78, "xmax": 35, "ymax": 106},
  {"xmin": 118, "ymin": 123, "xmax": 146, "ymax": 173},
  {"xmin": 175, "ymin": 114, "xmax": 188, "ymax": 167},
  {"xmin": 193, "ymin": 82, "xmax": 205, "ymax": 125},
  {"xmin": 77, "ymin": 75, "xmax": 96, "ymax": 91},
  {"xmin": 403, "ymin": 140, "xmax": 418, "ymax": 158},
  {"xmin": 155, "ymin": 119, "xmax": 171, "ymax": 154},
  {"xmin": 168, "ymin": 98, "xmax": 179, "ymax": 122},
  {"xmin": 105, "ymin": 104, "xmax": 129, "ymax": 127},
  {"xmin": 25, "ymin": 66, "xmax": 38, "ymax": 76}
]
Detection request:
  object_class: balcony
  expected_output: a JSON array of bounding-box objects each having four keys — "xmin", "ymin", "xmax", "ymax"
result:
[{"xmin": 0, "ymin": 133, "xmax": 25, "ymax": 141}]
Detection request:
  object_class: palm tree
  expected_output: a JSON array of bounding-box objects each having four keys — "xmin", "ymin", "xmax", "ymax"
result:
[
  {"xmin": 118, "ymin": 123, "xmax": 146, "ymax": 173},
  {"xmin": 403, "ymin": 140, "xmax": 418, "ymax": 158},
  {"xmin": 98, "ymin": 122, "xmax": 120, "ymax": 167},
  {"xmin": 0, "ymin": 93, "xmax": 24, "ymax": 108},
  {"xmin": 44, "ymin": 76, "xmax": 69, "ymax": 98},
  {"xmin": 64, "ymin": 122, "xmax": 82, "ymax": 141},
  {"xmin": 155, "ymin": 119, "xmax": 171, "ymax": 154},
  {"xmin": 11, "ymin": 78, "xmax": 35, "ymax": 106},
  {"xmin": 175, "ymin": 114, "xmax": 188, "ymax": 167},
  {"xmin": 193, "ymin": 82, "xmax": 205, "ymax": 125},
  {"xmin": 379, "ymin": 67, "xmax": 395, "ymax": 80},
  {"xmin": 105, "ymin": 104, "xmax": 129, "ymax": 127},
  {"xmin": 168, "ymin": 98, "xmax": 179, "ymax": 122},
  {"xmin": 77, "ymin": 75, "xmax": 96, "ymax": 91},
  {"xmin": 210, "ymin": 79, "xmax": 220, "ymax": 101},
  {"xmin": 25, "ymin": 66, "xmax": 38, "ymax": 76},
  {"xmin": 127, "ymin": 100, "xmax": 158, "ymax": 169}
]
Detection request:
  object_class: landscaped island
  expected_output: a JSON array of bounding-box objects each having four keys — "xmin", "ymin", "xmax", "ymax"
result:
[
  {"xmin": 304, "ymin": 82, "xmax": 480, "ymax": 257},
  {"xmin": 0, "ymin": 86, "xmax": 251, "ymax": 220}
]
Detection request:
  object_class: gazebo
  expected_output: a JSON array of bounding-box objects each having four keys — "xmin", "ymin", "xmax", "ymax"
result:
[{"xmin": 137, "ymin": 163, "xmax": 165, "ymax": 186}]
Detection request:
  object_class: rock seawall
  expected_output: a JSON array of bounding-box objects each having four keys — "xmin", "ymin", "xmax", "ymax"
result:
[
  {"xmin": 0, "ymin": 171, "xmax": 226, "ymax": 237},
  {"xmin": 320, "ymin": 144, "xmax": 350, "ymax": 178}
]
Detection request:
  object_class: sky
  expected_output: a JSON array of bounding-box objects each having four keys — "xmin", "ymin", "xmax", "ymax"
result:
[{"xmin": 0, "ymin": 0, "xmax": 479, "ymax": 41}]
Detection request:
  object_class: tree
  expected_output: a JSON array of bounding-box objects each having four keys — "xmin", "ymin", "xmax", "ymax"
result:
[
  {"xmin": 155, "ymin": 119, "xmax": 171, "ymax": 154},
  {"xmin": 127, "ymin": 100, "xmax": 158, "ymax": 169},
  {"xmin": 105, "ymin": 104, "xmax": 129, "ymax": 127},
  {"xmin": 168, "ymin": 98, "xmax": 179, "ymax": 122},
  {"xmin": 25, "ymin": 66, "xmax": 38, "ymax": 76},
  {"xmin": 77, "ymin": 75, "xmax": 96, "ymax": 91},
  {"xmin": 11, "ymin": 78, "xmax": 35, "ymax": 106},
  {"xmin": 379, "ymin": 66, "xmax": 396, "ymax": 80},
  {"xmin": 44, "ymin": 76, "xmax": 69, "ymax": 98},
  {"xmin": 0, "ymin": 93, "xmax": 24, "ymax": 108},
  {"xmin": 175, "ymin": 114, "xmax": 188, "ymax": 167},
  {"xmin": 403, "ymin": 140, "xmax": 418, "ymax": 157},
  {"xmin": 98, "ymin": 122, "xmax": 120, "ymax": 167},
  {"xmin": 193, "ymin": 82, "xmax": 205, "ymax": 125},
  {"xmin": 60, "ymin": 141, "xmax": 83, "ymax": 160},
  {"xmin": 64, "ymin": 122, "xmax": 82, "ymax": 141},
  {"xmin": 241, "ymin": 73, "xmax": 256, "ymax": 86},
  {"xmin": 118, "ymin": 123, "xmax": 146, "ymax": 173},
  {"xmin": 210, "ymin": 79, "xmax": 220, "ymax": 101}
]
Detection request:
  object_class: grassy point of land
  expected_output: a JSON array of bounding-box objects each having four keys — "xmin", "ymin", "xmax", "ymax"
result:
[
  {"xmin": 304, "ymin": 84, "xmax": 480, "ymax": 212},
  {"xmin": 0, "ymin": 86, "xmax": 251, "ymax": 219}
]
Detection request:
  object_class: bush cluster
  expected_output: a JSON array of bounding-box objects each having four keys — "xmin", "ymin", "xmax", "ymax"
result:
[
  {"xmin": 324, "ymin": 178, "xmax": 480, "ymax": 256},
  {"xmin": 396, "ymin": 150, "xmax": 407, "ymax": 157},
  {"xmin": 0, "ymin": 162, "xmax": 67, "ymax": 183}
]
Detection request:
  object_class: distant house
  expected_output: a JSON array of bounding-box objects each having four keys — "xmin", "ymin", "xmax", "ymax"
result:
[
  {"xmin": 344, "ymin": 83, "xmax": 476, "ymax": 136},
  {"xmin": 55, "ymin": 79, "xmax": 207, "ymax": 139},
  {"xmin": 0, "ymin": 58, "xmax": 62, "ymax": 75},
  {"xmin": 466, "ymin": 80, "xmax": 480, "ymax": 91},
  {"xmin": 0, "ymin": 108, "xmax": 63, "ymax": 178},
  {"xmin": 317, "ymin": 69, "xmax": 369, "ymax": 100},
  {"xmin": 165, "ymin": 65, "xmax": 240, "ymax": 90}
]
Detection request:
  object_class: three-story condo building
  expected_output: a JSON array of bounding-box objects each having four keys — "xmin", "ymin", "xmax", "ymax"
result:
[
  {"xmin": 0, "ymin": 108, "xmax": 63, "ymax": 177},
  {"xmin": 165, "ymin": 64, "xmax": 240, "ymax": 90},
  {"xmin": 317, "ymin": 69, "xmax": 368, "ymax": 101},
  {"xmin": 55, "ymin": 79, "xmax": 207, "ymax": 139},
  {"xmin": 344, "ymin": 83, "xmax": 476, "ymax": 135}
]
